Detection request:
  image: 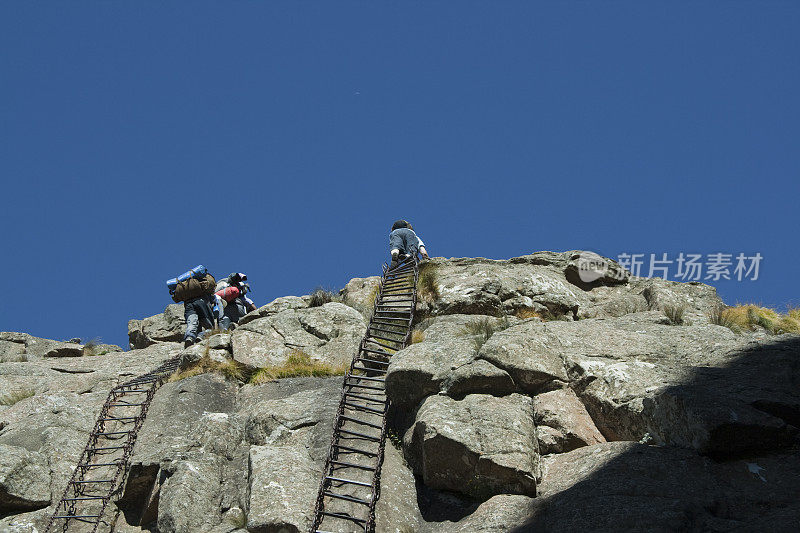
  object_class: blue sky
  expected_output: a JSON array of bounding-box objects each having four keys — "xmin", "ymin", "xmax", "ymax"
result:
[{"xmin": 1, "ymin": 2, "xmax": 797, "ymax": 349}]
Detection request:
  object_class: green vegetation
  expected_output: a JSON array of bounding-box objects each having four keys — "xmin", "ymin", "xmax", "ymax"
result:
[
  {"xmin": 249, "ymin": 350, "xmax": 348, "ymax": 384},
  {"xmin": 417, "ymin": 263, "xmax": 440, "ymax": 302},
  {"xmin": 662, "ymin": 304, "xmax": 686, "ymax": 325},
  {"xmin": 461, "ymin": 317, "xmax": 511, "ymax": 350},
  {"xmin": 0, "ymin": 389, "xmax": 35, "ymax": 406},
  {"xmin": 169, "ymin": 355, "xmax": 248, "ymax": 383},
  {"xmin": 515, "ymin": 307, "xmax": 541, "ymax": 320},
  {"xmin": 308, "ymin": 287, "xmax": 339, "ymax": 308},
  {"xmin": 410, "ymin": 329, "xmax": 426, "ymax": 344},
  {"xmin": 82, "ymin": 338, "xmax": 108, "ymax": 356},
  {"xmin": 713, "ymin": 304, "xmax": 800, "ymax": 334}
]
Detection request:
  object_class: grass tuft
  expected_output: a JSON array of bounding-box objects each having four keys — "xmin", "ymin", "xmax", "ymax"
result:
[
  {"xmin": 711, "ymin": 304, "xmax": 800, "ymax": 334},
  {"xmin": 170, "ymin": 355, "xmax": 248, "ymax": 383},
  {"xmin": 709, "ymin": 306, "xmax": 740, "ymax": 332},
  {"xmin": 410, "ymin": 329, "xmax": 426, "ymax": 344},
  {"xmin": 249, "ymin": 350, "xmax": 348, "ymax": 384},
  {"xmin": 0, "ymin": 389, "xmax": 35, "ymax": 406},
  {"xmin": 308, "ymin": 287, "xmax": 339, "ymax": 308},
  {"xmin": 461, "ymin": 317, "xmax": 510, "ymax": 350},
  {"xmin": 82, "ymin": 337, "xmax": 108, "ymax": 356},
  {"xmin": 662, "ymin": 304, "xmax": 686, "ymax": 325},
  {"xmin": 417, "ymin": 263, "xmax": 440, "ymax": 302},
  {"xmin": 515, "ymin": 307, "xmax": 541, "ymax": 320}
]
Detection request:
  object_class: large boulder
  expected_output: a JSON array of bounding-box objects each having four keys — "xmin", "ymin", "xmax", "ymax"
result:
[
  {"xmin": 0, "ymin": 332, "xmax": 110, "ymax": 362},
  {"xmin": 533, "ymin": 388, "xmax": 606, "ymax": 454},
  {"xmin": 237, "ymin": 295, "xmax": 310, "ymax": 326},
  {"xmin": 0, "ymin": 444, "xmax": 50, "ymax": 515},
  {"xmin": 247, "ymin": 445, "xmax": 318, "ymax": 533},
  {"xmin": 386, "ymin": 315, "xmax": 516, "ymax": 409},
  {"xmin": 405, "ymin": 393, "xmax": 539, "ymax": 498},
  {"xmin": 231, "ymin": 302, "xmax": 365, "ymax": 369},
  {"xmin": 518, "ymin": 442, "xmax": 800, "ymax": 532},
  {"xmin": 341, "ymin": 275, "xmax": 382, "ymax": 318},
  {"xmin": 420, "ymin": 257, "xmax": 584, "ymax": 318},
  {"xmin": 128, "ymin": 304, "xmax": 186, "ymax": 349}
]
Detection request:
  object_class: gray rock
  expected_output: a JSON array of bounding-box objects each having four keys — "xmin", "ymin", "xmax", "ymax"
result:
[
  {"xmin": 478, "ymin": 321, "xmax": 570, "ymax": 394},
  {"xmin": 237, "ymin": 295, "xmax": 309, "ymax": 327},
  {"xmin": 155, "ymin": 457, "xmax": 224, "ymax": 533},
  {"xmin": 426, "ymin": 494, "xmax": 534, "ymax": 533},
  {"xmin": 231, "ymin": 302, "xmax": 365, "ymax": 369},
  {"xmin": 386, "ymin": 315, "xmax": 515, "ymax": 409},
  {"xmin": 421, "ymin": 257, "xmax": 583, "ymax": 318},
  {"xmin": 563, "ymin": 250, "xmax": 630, "ymax": 289},
  {"xmin": 533, "ymin": 388, "xmax": 605, "ymax": 454},
  {"xmin": 247, "ymin": 445, "xmax": 318, "ymax": 533},
  {"xmin": 43, "ymin": 342, "xmax": 83, "ymax": 358},
  {"xmin": 128, "ymin": 304, "xmax": 186, "ymax": 349},
  {"xmin": 0, "ymin": 444, "xmax": 50, "ymax": 514},
  {"xmin": 375, "ymin": 442, "xmax": 424, "ymax": 533},
  {"xmin": 0, "ymin": 332, "xmax": 94, "ymax": 362},
  {"xmin": 341, "ymin": 275, "xmax": 382, "ymax": 318},
  {"xmin": 523, "ymin": 442, "xmax": 721, "ymax": 532},
  {"xmin": 405, "ymin": 393, "xmax": 539, "ymax": 498}
]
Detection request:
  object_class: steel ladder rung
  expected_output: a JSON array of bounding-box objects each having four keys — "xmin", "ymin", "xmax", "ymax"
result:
[
  {"xmin": 319, "ymin": 511, "xmax": 367, "ymax": 524},
  {"xmin": 343, "ymin": 402, "xmax": 385, "ymax": 415},
  {"xmin": 344, "ymin": 392, "xmax": 387, "ymax": 404},
  {"xmin": 343, "ymin": 382, "xmax": 385, "ymax": 392},
  {"xmin": 323, "ymin": 490, "xmax": 370, "ymax": 506},
  {"xmin": 334, "ymin": 444, "xmax": 379, "ymax": 457},
  {"xmin": 351, "ymin": 366, "xmax": 387, "ymax": 376},
  {"xmin": 337, "ymin": 428, "xmax": 381, "ymax": 442},
  {"xmin": 347, "ymin": 374, "xmax": 385, "ymax": 383},
  {"xmin": 326, "ymin": 475, "xmax": 373, "ymax": 488},
  {"xmin": 330, "ymin": 460, "xmax": 377, "ymax": 471},
  {"xmin": 339, "ymin": 415, "xmax": 383, "ymax": 429},
  {"xmin": 354, "ymin": 357, "xmax": 391, "ymax": 366}
]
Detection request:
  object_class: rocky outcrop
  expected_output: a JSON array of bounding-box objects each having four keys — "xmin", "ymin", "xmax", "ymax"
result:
[
  {"xmin": 0, "ymin": 444, "xmax": 50, "ymax": 514},
  {"xmin": 405, "ymin": 393, "xmax": 540, "ymax": 498},
  {"xmin": 1, "ymin": 251, "xmax": 798, "ymax": 532},
  {"xmin": 231, "ymin": 302, "xmax": 365, "ymax": 369},
  {"xmin": 533, "ymin": 388, "xmax": 606, "ymax": 454},
  {"xmin": 128, "ymin": 304, "xmax": 186, "ymax": 349},
  {"xmin": 0, "ymin": 332, "xmax": 120, "ymax": 362}
]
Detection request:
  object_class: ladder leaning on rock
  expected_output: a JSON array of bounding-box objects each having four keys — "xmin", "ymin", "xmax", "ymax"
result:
[
  {"xmin": 311, "ymin": 255, "xmax": 419, "ymax": 533},
  {"xmin": 45, "ymin": 354, "xmax": 183, "ymax": 533}
]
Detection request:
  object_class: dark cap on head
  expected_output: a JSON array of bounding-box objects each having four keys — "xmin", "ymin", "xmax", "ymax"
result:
[{"xmin": 392, "ymin": 220, "xmax": 410, "ymax": 231}]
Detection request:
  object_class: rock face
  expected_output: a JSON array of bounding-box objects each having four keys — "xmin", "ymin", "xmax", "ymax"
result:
[
  {"xmin": 128, "ymin": 304, "xmax": 186, "ymax": 348},
  {"xmin": 231, "ymin": 302, "xmax": 365, "ymax": 368},
  {"xmin": 405, "ymin": 393, "xmax": 539, "ymax": 498},
  {"xmin": 2, "ymin": 250, "xmax": 799, "ymax": 533}
]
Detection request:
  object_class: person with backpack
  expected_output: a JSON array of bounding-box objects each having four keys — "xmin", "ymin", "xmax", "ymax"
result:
[
  {"xmin": 166, "ymin": 265, "xmax": 219, "ymax": 348},
  {"xmin": 183, "ymin": 294, "xmax": 217, "ymax": 347},
  {"xmin": 389, "ymin": 219, "xmax": 429, "ymax": 269},
  {"xmin": 215, "ymin": 272, "xmax": 257, "ymax": 330}
]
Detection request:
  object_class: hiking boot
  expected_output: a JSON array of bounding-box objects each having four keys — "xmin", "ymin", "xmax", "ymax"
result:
[{"xmin": 184, "ymin": 338, "xmax": 195, "ymax": 348}]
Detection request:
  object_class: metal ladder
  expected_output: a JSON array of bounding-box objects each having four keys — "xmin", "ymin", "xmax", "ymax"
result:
[
  {"xmin": 45, "ymin": 354, "xmax": 183, "ymax": 533},
  {"xmin": 311, "ymin": 256, "xmax": 419, "ymax": 533}
]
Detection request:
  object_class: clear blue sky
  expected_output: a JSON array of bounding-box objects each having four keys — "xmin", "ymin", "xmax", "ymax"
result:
[{"xmin": 1, "ymin": 2, "xmax": 797, "ymax": 349}]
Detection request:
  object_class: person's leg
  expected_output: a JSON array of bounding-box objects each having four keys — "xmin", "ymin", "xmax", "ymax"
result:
[
  {"xmin": 397, "ymin": 228, "xmax": 416, "ymax": 262},
  {"xmin": 389, "ymin": 230, "xmax": 404, "ymax": 267},
  {"xmin": 184, "ymin": 302, "xmax": 199, "ymax": 346}
]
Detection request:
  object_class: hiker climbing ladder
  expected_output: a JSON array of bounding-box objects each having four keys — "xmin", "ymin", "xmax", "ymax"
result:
[
  {"xmin": 311, "ymin": 255, "xmax": 419, "ymax": 533},
  {"xmin": 45, "ymin": 354, "xmax": 183, "ymax": 533}
]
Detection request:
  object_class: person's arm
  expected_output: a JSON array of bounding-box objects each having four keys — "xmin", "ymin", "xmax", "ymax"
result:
[{"xmin": 418, "ymin": 236, "xmax": 429, "ymax": 259}]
